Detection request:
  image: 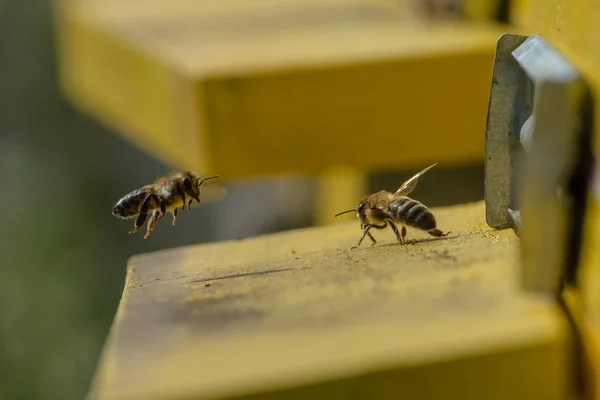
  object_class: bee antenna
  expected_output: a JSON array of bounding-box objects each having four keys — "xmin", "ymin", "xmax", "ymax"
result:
[
  {"xmin": 334, "ymin": 209, "xmax": 357, "ymax": 217},
  {"xmin": 196, "ymin": 175, "xmax": 219, "ymax": 186}
]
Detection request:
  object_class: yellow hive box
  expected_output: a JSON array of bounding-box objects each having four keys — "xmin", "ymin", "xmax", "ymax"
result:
[{"xmin": 55, "ymin": 0, "xmax": 507, "ymax": 179}]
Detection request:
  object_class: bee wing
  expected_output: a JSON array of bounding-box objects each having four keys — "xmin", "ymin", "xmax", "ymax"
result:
[
  {"xmin": 198, "ymin": 183, "xmax": 228, "ymax": 204},
  {"xmin": 393, "ymin": 162, "xmax": 438, "ymax": 197}
]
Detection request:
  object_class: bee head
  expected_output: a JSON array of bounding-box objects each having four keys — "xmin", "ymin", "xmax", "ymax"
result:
[
  {"xmin": 334, "ymin": 197, "xmax": 370, "ymax": 226},
  {"xmin": 182, "ymin": 172, "xmax": 219, "ymax": 202},
  {"xmin": 356, "ymin": 198, "xmax": 370, "ymax": 226}
]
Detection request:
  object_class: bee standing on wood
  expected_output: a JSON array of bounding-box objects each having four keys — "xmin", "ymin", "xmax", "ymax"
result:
[
  {"xmin": 335, "ymin": 163, "xmax": 450, "ymax": 249},
  {"xmin": 112, "ymin": 172, "xmax": 219, "ymax": 239}
]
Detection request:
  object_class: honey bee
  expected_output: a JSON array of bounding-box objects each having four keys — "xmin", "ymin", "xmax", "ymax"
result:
[
  {"xmin": 335, "ymin": 163, "xmax": 450, "ymax": 249},
  {"xmin": 112, "ymin": 171, "xmax": 219, "ymax": 239}
]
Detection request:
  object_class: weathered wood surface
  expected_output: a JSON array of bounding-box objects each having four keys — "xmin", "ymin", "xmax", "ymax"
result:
[{"xmin": 89, "ymin": 201, "xmax": 569, "ymax": 400}]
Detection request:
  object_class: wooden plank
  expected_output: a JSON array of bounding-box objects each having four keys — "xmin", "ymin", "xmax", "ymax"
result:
[
  {"xmin": 55, "ymin": 0, "xmax": 507, "ymax": 179},
  {"xmin": 89, "ymin": 201, "xmax": 569, "ymax": 400}
]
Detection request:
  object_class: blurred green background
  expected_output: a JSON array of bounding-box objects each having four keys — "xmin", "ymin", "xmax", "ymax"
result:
[{"xmin": 0, "ymin": 1, "xmax": 485, "ymax": 399}]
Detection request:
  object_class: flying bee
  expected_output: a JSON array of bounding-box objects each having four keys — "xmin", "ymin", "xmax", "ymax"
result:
[
  {"xmin": 335, "ymin": 163, "xmax": 450, "ymax": 249},
  {"xmin": 112, "ymin": 171, "xmax": 219, "ymax": 239}
]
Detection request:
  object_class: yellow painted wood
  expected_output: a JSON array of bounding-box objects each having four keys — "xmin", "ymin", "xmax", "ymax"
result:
[
  {"xmin": 513, "ymin": 0, "xmax": 600, "ymax": 397},
  {"xmin": 314, "ymin": 167, "xmax": 368, "ymax": 225},
  {"xmin": 55, "ymin": 0, "xmax": 507, "ymax": 180},
  {"xmin": 89, "ymin": 201, "xmax": 569, "ymax": 400},
  {"xmin": 463, "ymin": 0, "xmax": 498, "ymax": 21},
  {"xmin": 575, "ymin": 197, "xmax": 600, "ymax": 398}
]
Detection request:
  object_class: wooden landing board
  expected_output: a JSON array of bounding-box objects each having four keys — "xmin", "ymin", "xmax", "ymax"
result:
[{"xmin": 89, "ymin": 201, "xmax": 569, "ymax": 400}]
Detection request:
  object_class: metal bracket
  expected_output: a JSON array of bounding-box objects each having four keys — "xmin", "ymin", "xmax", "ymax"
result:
[
  {"xmin": 485, "ymin": 34, "xmax": 531, "ymax": 232},
  {"xmin": 485, "ymin": 34, "xmax": 594, "ymax": 294}
]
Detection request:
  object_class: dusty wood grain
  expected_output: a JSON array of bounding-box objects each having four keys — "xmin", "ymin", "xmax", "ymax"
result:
[{"xmin": 89, "ymin": 201, "xmax": 569, "ymax": 400}]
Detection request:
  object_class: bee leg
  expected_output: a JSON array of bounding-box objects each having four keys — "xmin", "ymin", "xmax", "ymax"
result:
[
  {"xmin": 401, "ymin": 225, "xmax": 407, "ymax": 243},
  {"xmin": 428, "ymin": 228, "xmax": 451, "ymax": 237},
  {"xmin": 129, "ymin": 193, "xmax": 155, "ymax": 234},
  {"xmin": 144, "ymin": 210, "xmax": 161, "ymax": 239},
  {"xmin": 367, "ymin": 232, "xmax": 377, "ymax": 245},
  {"xmin": 153, "ymin": 200, "xmax": 167, "ymax": 224},
  {"xmin": 129, "ymin": 213, "xmax": 148, "ymax": 234},
  {"xmin": 386, "ymin": 219, "xmax": 405, "ymax": 245},
  {"xmin": 351, "ymin": 224, "xmax": 386, "ymax": 250},
  {"xmin": 187, "ymin": 199, "xmax": 193, "ymax": 211},
  {"xmin": 351, "ymin": 226, "xmax": 371, "ymax": 250},
  {"xmin": 172, "ymin": 208, "xmax": 179, "ymax": 226}
]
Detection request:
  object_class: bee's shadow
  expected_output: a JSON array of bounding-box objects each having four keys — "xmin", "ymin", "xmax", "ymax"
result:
[{"xmin": 377, "ymin": 234, "xmax": 459, "ymax": 247}]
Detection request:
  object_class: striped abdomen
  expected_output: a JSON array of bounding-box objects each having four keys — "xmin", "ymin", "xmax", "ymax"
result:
[
  {"xmin": 112, "ymin": 187, "xmax": 152, "ymax": 218},
  {"xmin": 387, "ymin": 197, "xmax": 436, "ymax": 231}
]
